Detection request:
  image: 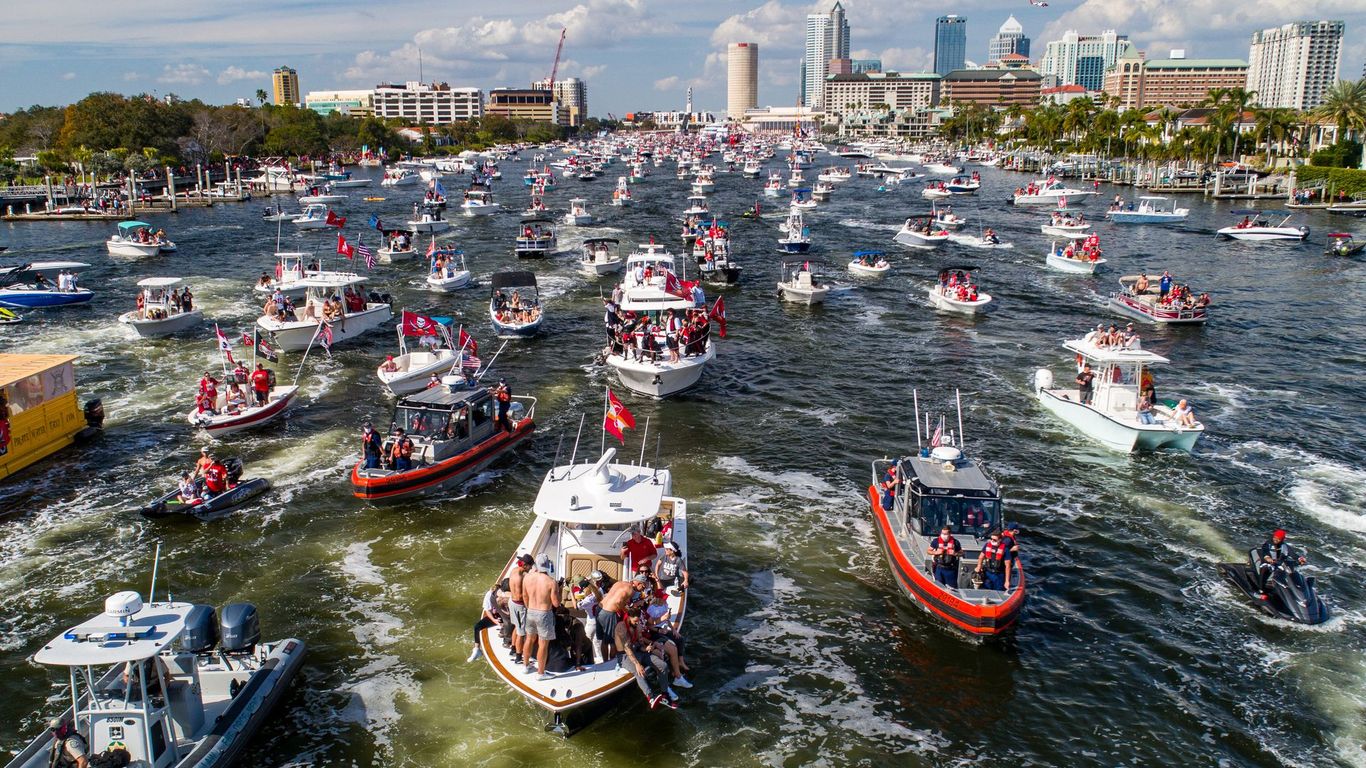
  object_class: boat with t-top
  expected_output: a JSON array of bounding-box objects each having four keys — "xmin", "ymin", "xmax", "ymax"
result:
[
  {"xmin": 1216, "ymin": 210, "xmax": 1308, "ymax": 241},
  {"xmin": 1106, "ymin": 196, "xmax": 1189, "ymax": 224},
  {"xmin": 118, "ymin": 277, "xmax": 203, "ymax": 337},
  {"xmin": 604, "ymin": 247, "xmax": 716, "ymax": 399},
  {"xmin": 255, "ymin": 275, "xmax": 392, "ymax": 351}
]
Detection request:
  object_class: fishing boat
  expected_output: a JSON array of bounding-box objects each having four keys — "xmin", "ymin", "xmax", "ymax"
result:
[
  {"xmin": 479, "ymin": 444, "xmax": 689, "ymax": 734},
  {"xmin": 1045, "ymin": 242, "xmax": 1106, "ymax": 274},
  {"xmin": 350, "ymin": 381, "xmax": 535, "ymax": 502},
  {"xmin": 1216, "ymin": 210, "xmax": 1308, "ymax": 241},
  {"xmin": 407, "ymin": 208, "xmax": 451, "ymax": 234},
  {"xmin": 564, "ymin": 198, "xmax": 594, "ymax": 226},
  {"xmin": 695, "ymin": 225, "xmax": 742, "ymax": 285},
  {"xmin": 515, "ymin": 218, "xmax": 558, "ymax": 258},
  {"xmin": 848, "ymin": 250, "xmax": 891, "ymax": 277},
  {"xmin": 427, "ymin": 248, "xmax": 472, "ymax": 291},
  {"xmin": 1106, "ymin": 196, "xmax": 1189, "ymax": 224},
  {"xmin": 460, "ymin": 188, "xmax": 502, "ymax": 216},
  {"xmin": 261, "ymin": 204, "xmax": 297, "ymax": 223},
  {"xmin": 490, "ymin": 271, "xmax": 544, "ymax": 338},
  {"xmin": 777, "ymin": 207, "xmax": 812, "ymax": 254},
  {"xmin": 777, "ymin": 261, "xmax": 829, "ymax": 305},
  {"xmin": 2, "ymin": 582, "xmax": 304, "ymax": 768},
  {"xmin": 118, "ymin": 277, "xmax": 203, "ymax": 337},
  {"xmin": 252, "ymin": 252, "xmax": 343, "ymax": 298},
  {"xmin": 1033, "ymin": 336, "xmax": 1204, "ymax": 452},
  {"xmin": 604, "ymin": 249, "xmax": 715, "ymax": 399},
  {"xmin": 291, "ymin": 204, "xmax": 331, "ymax": 230},
  {"xmin": 581, "ymin": 238, "xmax": 625, "ymax": 276},
  {"xmin": 0, "ymin": 354, "xmax": 104, "ymax": 482},
  {"xmin": 298, "ymin": 188, "xmax": 348, "ymax": 205},
  {"xmin": 1012, "ymin": 179, "xmax": 1097, "ymax": 206},
  {"xmin": 867, "ymin": 392, "xmax": 1025, "ymax": 641},
  {"xmin": 376, "ymin": 314, "xmax": 464, "ymax": 396},
  {"xmin": 789, "ymin": 188, "xmax": 818, "ymax": 210},
  {"xmin": 894, "ymin": 219, "xmax": 951, "ymax": 248},
  {"xmin": 106, "ymin": 221, "xmax": 169, "ymax": 257},
  {"xmin": 137, "ymin": 459, "xmax": 271, "ymax": 521},
  {"xmin": 763, "ymin": 173, "xmax": 783, "ymax": 198},
  {"xmin": 255, "ymin": 275, "xmax": 392, "ymax": 351},
  {"xmin": 381, "ymin": 168, "xmax": 421, "ymax": 187},
  {"xmin": 1326, "ymin": 233, "xmax": 1365, "ymax": 257},
  {"xmin": 681, "ymin": 195, "xmax": 709, "ymax": 218},
  {"xmin": 742, "ymin": 159, "xmax": 763, "ymax": 178},
  {"xmin": 927, "ymin": 266, "xmax": 993, "ymax": 315},
  {"xmin": 787, "ymin": 167, "xmax": 805, "ymax": 188},
  {"xmin": 611, "ymin": 177, "xmax": 634, "ymax": 207},
  {"xmin": 1108, "ymin": 274, "xmax": 1210, "ymax": 325}
]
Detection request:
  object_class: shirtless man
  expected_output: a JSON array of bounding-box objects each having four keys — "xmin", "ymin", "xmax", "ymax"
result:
[
  {"xmin": 522, "ymin": 554, "xmax": 561, "ymax": 679},
  {"xmin": 508, "ymin": 554, "xmax": 533, "ymax": 666},
  {"xmin": 595, "ymin": 576, "xmax": 639, "ymax": 662}
]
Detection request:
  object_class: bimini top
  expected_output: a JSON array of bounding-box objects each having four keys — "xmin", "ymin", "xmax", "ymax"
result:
[
  {"xmin": 520, "ymin": 217, "xmax": 555, "ymax": 226},
  {"xmin": 900, "ymin": 450, "xmax": 998, "ymax": 496},
  {"xmin": 533, "ymin": 449, "xmax": 672, "ymax": 525},
  {"xmin": 491, "ymin": 270, "xmax": 538, "ymax": 291},
  {"xmin": 34, "ymin": 594, "xmax": 192, "ymax": 667},
  {"xmin": 853, "ymin": 250, "xmax": 886, "ymax": 257},
  {"xmin": 117, "ymin": 221, "xmax": 153, "ymax": 232},
  {"xmin": 136, "ymin": 277, "xmax": 185, "ymax": 288},
  {"xmin": 296, "ymin": 274, "xmax": 367, "ymax": 288},
  {"xmin": 0, "ymin": 353, "xmax": 79, "ymax": 389},
  {"xmin": 584, "ymin": 238, "xmax": 621, "ymax": 246},
  {"xmin": 1064, "ymin": 337, "xmax": 1170, "ymax": 365}
]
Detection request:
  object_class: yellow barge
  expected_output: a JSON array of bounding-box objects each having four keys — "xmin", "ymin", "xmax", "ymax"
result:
[{"xmin": 0, "ymin": 354, "xmax": 104, "ymax": 482}]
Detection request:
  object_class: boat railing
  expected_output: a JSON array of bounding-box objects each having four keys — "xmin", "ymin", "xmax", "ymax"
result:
[{"xmin": 512, "ymin": 394, "xmax": 537, "ymax": 422}]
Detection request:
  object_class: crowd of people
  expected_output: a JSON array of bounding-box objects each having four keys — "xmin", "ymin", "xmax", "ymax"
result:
[
  {"xmin": 1053, "ymin": 233, "xmax": 1103, "ymax": 263},
  {"xmin": 132, "ymin": 284, "xmax": 191, "ymax": 319},
  {"xmin": 491, "ymin": 289, "xmax": 541, "ymax": 327},
  {"xmin": 935, "ymin": 269, "xmax": 981, "ymax": 303},
  {"xmin": 30, "ymin": 269, "xmax": 81, "ymax": 292},
  {"xmin": 603, "ymin": 302, "xmax": 711, "ymax": 364}
]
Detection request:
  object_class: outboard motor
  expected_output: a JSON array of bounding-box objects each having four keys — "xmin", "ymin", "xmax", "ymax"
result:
[
  {"xmin": 219, "ymin": 603, "xmax": 261, "ymax": 653},
  {"xmin": 180, "ymin": 604, "xmax": 219, "ymax": 653},
  {"xmin": 83, "ymin": 399, "xmax": 105, "ymax": 429},
  {"xmin": 224, "ymin": 458, "xmax": 245, "ymax": 484}
]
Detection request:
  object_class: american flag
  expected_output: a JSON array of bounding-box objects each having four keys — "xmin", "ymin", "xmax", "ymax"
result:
[{"xmin": 357, "ymin": 242, "xmax": 375, "ymax": 269}]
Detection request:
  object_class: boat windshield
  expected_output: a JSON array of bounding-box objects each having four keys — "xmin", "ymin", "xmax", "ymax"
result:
[{"xmin": 912, "ymin": 493, "xmax": 1001, "ymax": 537}]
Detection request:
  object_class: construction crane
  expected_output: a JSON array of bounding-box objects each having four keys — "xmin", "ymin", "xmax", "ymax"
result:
[{"xmin": 547, "ymin": 28, "xmax": 567, "ymax": 93}]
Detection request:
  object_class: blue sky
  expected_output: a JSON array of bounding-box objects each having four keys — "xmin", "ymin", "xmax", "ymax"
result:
[{"xmin": 2, "ymin": 0, "xmax": 1363, "ymax": 114}]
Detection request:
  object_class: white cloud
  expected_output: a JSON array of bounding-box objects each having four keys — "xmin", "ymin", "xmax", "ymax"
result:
[
  {"xmin": 61, "ymin": 72, "xmax": 76, "ymax": 80},
  {"xmin": 122, "ymin": 71, "xmax": 141, "ymax": 82},
  {"xmin": 654, "ymin": 75, "xmax": 683, "ymax": 92},
  {"xmin": 711, "ymin": 0, "xmax": 810, "ymax": 53},
  {"xmin": 217, "ymin": 65, "xmax": 266, "ymax": 85},
  {"xmin": 158, "ymin": 63, "xmax": 210, "ymax": 85}
]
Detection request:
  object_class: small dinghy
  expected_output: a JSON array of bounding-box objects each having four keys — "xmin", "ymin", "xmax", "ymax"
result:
[{"xmin": 138, "ymin": 459, "xmax": 271, "ymax": 521}]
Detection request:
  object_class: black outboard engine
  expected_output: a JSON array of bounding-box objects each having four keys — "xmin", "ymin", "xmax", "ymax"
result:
[
  {"xmin": 224, "ymin": 458, "xmax": 245, "ymax": 484},
  {"xmin": 219, "ymin": 603, "xmax": 261, "ymax": 653},
  {"xmin": 180, "ymin": 604, "xmax": 219, "ymax": 653},
  {"xmin": 83, "ymin": 399, "xmax": 105, "ymax": 429},
  {"xmin": 367, "ymin": 290, "xmax": 393, "ymax": 305}
]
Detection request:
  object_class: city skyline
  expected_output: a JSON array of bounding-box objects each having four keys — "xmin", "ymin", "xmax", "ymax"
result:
[{"xmin": 2, "ymin": 0, "xmax": 1364, "ymax": 115}]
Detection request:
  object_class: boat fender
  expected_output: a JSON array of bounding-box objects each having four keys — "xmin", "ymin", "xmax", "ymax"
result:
[{"xmin": 1033, "ymin": 369, "xmax": 1054, "ymax": 392}]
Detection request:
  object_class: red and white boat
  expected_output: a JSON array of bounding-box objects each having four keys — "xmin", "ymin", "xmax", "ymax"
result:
[
  {"xmin": 1108, "ymin": 274, "xmax": 1210, "ymax": 325},
  {"xmin": 188, "ymin": 385, "xmax": 298, "ymax": 438}
]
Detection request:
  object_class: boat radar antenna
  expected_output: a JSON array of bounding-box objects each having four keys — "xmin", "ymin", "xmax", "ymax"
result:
[
  {"xmin": 148, "ymin": 541, "xmax": 162, "ymax": 606},
  {"xmin": 956, "ymin": 388, "xmax": 965, "ymax": 449},
  {"xmin": 913, "ymin": 389, "xmax": 922, "ymax": 448}
]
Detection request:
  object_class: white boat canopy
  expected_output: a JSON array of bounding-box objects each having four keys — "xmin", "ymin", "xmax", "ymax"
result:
[
  {"xmin": 533, "ymin": 450, "xmax": 668, "ymax": 525},
  {"xmin": 1064, "ymin": 338, "xmax": 1170, "ymax": 366},
  {"xmin": 34, "ymin": 595, "xmax": 192, "ymax": 667},
  {"xmin": 296, "ymin": 274, "xmax": 368, "ymax": 289},
  {"xmin": 135, "ymin": 277, "xmax": 185, "ymax": 288}
]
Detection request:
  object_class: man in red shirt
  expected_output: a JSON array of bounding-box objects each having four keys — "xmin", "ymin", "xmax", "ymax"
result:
[
  {"xmin": 250, "ymin": 363, "xmax": 272, "ymax": 407},
  {"xmin": 202, "ymin": 455, "xmax": 229, "ymax": 498},
  {"xmin": 620, "ymin": 528, "xmax": 658, "ymax": 573}
]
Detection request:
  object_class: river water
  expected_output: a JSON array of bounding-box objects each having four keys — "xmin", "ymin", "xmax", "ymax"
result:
[{"xmin": 0, "ymin": 154, "xmax": 1363, "ymax": 767}]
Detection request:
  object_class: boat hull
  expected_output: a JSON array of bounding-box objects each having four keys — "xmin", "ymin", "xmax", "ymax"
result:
[
  {"xmin": 106, "ymin": 240, "xmax": 162, "ymax": 257},
  {"xmin": 350, "ymin": 419, "xmax": 534, "ymax": 502},
  {"xmin": 1216, "ymin": 227, "xmax": 1308, "ymax": 241},
  {"xmin": 189, "ymin": 386, "xmax": 298, "ymax": 437},
  {"xmin": 1108, "ymin": 212, "xmax": 1187, "ymax": 224},
  {"xmin": 1045, "ymin": 253, "xmax": 1104, "ymax": 274},
  {"xmin": 778, "ymin": 284, "xmax": 828, "ymax": 304},
  {"xmin": 0, "ymin": 290, "xmax": 94, "ymax": 309},
  {"xmin": 118, "ymin": 309, "xmax": 203, "ymax": 338},
  {"xmin": 427, "ymin": 272, "xmax": 472, "ymax": 291},
  {"xmin": 894, "ymin": 231, "xmax": 949, "ymax": 247},
  {"xmin": 607, "ymin": 344, "xmax": 714, "ymax": 399},
  {"xmin": 258, "ymin": 305, "xmax": 392, "ymax": 351},
  {"xmin": 1035, "ymin": 387, "xmax": 1201, "ymax": 452}
]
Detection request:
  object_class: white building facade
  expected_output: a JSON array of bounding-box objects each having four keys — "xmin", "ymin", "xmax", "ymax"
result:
[
  {"xmin": 371, "ymin": 82, "xmax": 483, "ymax": 124},
  {"xmin": 1245, "ymin": 21, "xmax": 1343, "ymax": 110}
]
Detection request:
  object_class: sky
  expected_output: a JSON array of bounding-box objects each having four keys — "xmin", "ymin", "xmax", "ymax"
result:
[{"xmin": 1, "ymin": 0, "xmax": 1363, "ymax": 115}]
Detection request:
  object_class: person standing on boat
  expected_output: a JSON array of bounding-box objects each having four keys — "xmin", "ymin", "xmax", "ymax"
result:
[
  {"xmin": 193, "ymin": 447, "xmax": 214, "ymax": 479},
  {"xmin": 494, "ymin": 379, "xmax": 513, "ymax": 432},
  {"xmin": 390, "ymin": 427, "xmax": 415, "ymax": 471},
  {"xmin": 928, "ymin": 526, "xmax": 963, "ymax": 588},
  {"xmin": 1075, "ymin": 364, "xmax": 1095, "ymax": 406},
  {"xmin": 509, "ymin": 554, "xmax": 533, "ymax": 667},
  {"xmin": 975, "ymin": 530, "xmax": 1013, "ymax": 591},
  {"xmin": 250, "ymin": 363, "xmax": 272, "ymax": 407},
  {"xmin": 523, "ymin": 554, "xmax": 561, "ymax": 680},
  {"xmin": 360, "ymin": 422, "xmax": 383, "ymax": 469},
  {"xmin": 1159, "ymin": 271, "xmax": 1173, "ymax": 300},
  {"xmin": 621, "ymin": 527, "xmax": 659, "ymax": 573}
]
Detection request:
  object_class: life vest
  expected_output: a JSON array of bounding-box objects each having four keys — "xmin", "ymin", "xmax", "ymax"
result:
[
  {"xmin": 981, "ymin": 540, "xmax": 1009, "ymax": 573},
  {"xmin": 52, "ymin": 735, "xmax": 88, "ymax": 768},
  {"xmin": 392, "ymin": 436, "xmax": 413, "ymax": 459},
  {"xmin": 931, "ymin": 537, "xmax": 961, "ymax": 568},
  {"xmin": 497, "ymin": 388, "xmax": 510, "ymax": 404}
]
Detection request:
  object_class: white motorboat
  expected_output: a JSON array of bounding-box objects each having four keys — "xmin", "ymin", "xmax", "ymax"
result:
[
  {"xmin": 681, "ymin": 195, "xmax": 709, "ymax": 217},
  {"xmin": 777, "ymin": 262, "xmax": 829, "ymax": 304},
  {"xmin": 1216, "ymin": 211, "xmax": 1308, "ymax": 241},
  {"xmin": 106, "ymin": 221, "xmax": 169, "ymax": 257},
  {"xmin": 894, "ymin": 220, "xmax": 951, "ymax": 248},
  {"xmin": 261, "ymin": 204, "xmax": 297, "ymax": 223},
  {"xmin": 1108, "ymin": 273, "xmax": 1210, "ymax": 325},
  {"xmin": 3, "ymin": 587, "xmax": 304, "ymax": 768},
  {"xmin": 479, "ymin": 446, "xmax": 690, "ymax": 734},
  {"xmin": 1045, "ymin": 242, "xmax": 1106, "ymax": 274},
  {"xmin": 789, "ymin": 189, "xmax": 818, "ymax": 210},
  {"xmin": 378, "ymin": 236, "xmax": 416, "ymax": 263},
  {"xmin": 945, "ymin": 175, "xmax": 981, "ymax": 194},
  {"xmin": 763, "ymin": 173, "xmax": 783, "ymax": 198},
  {"xmin": 490, "ymin": 271, "xmax": 544, "ymax": 338},
  {"xmin": 253, "ymin": 252, "xmax": 361, "ymax": 298},
  {"xmin": 777, "ymin": 207, "xmax": 812, "ymax": 253},
  {"xmin": 931, "ymin": 203, "xmax": 967, "ymax": 230},
  {"xmin": 376, "ymin": 318, "xmax": 465, "ymax": 396},
  {"xmin": 427, "ymin": 248, "xmax": 471, "ymax": 291},
  {"xmin": 947, "ymin": 232, "xmax": 1013, "ymax": 249},
  {"xmin": 189, "ymin": 383, "xmax": 298, "ymax": 437},
  {"xmin": 248, "ymin": 165, "xmax": 301, "ymax": 192},
  {"xmin": 118, "ymin": 277, "xmax": 203, "ymax": 337},
  {"xmin": 1013, "ymin": 179, "xmax": 1098, "ymax": 206},
  {"xmin": 330, "ymin": 176, "xmax": 372, "ymax": 188},
  {"xmin": 407, "ymin": 209, "xmax": 451, "ymax": 234},
  {"xmin": 1033, "ymin": 336, "xmax": 1204, "ymax": 452},
  {"xmin": 255, "ymin": 275, "xmax": 392, "ymax": 351},
  {"xmin": 811, "ymin": 181, "xmax": 834, "ymax": 201},
  {"xmin": 690, "ymin": 174, "xmax": 715, "ymax": 195},
  {"xmin": 291, "ymin": 203, "xmax": 331, "ymax": 230},
  {"xmin": 742, "ymin": 159, "xmax": 763, "ymax": 178},
  {"xmin": 927, "ymin": 266, "xmax": 993, "ymax": 315},
  {"xmin": 1040, "ymin": 215, "xmax": 1092, "ymax": 238},
  {"xmin": 921, "ymin": 185, "xmax": 953, "ymax": 200},
  {"xmin": 816, "ymin": 166, "xmax": 852, "ymax": 183},
  {"xmin": 460, "ymin": 189, "xmax": 502, "ymax": 216},
  {"xmin": 923, "ymin": 161, "xmax": 961, "ymax": 175},
  {"xmin": 515, "ymin": 218, "xmax": 558, "ymax": 257},
  {"xmin": 564, "ymin": 198, "xmax": 594, "ymax": 226},
  {"xmin": 605, "ymin": 248, "xmax": 715, "ymax": 398},
  {"xmin": 848, "ymin": 250, "xmax": 891, "ymax": 277},
  {"xmin": 381, "ymin": 168, "xmax": 420, "ymax": 187},
  {"xmin": 787, "ymin": 167, "xmax": 805, "ymax": 188},
  {"xmin": 581, "ymin": 237, "xmax": 625, "ymax": 276},
  {"xmin": 298, "ymin": 191, "xmax": 347, "ymax": 205},
  {"xmin": 611, "ymin": 177, "xmax": 634, "ymax": 207},
  {"xmin": 1106, "ymin": 196, "xmax": 1189, "ymax": 224}
]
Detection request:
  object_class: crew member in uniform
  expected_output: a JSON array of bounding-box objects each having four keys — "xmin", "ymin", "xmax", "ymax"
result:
[
  {"xmin": 927, "ymin": 526, "xmax": 963, "ymax": 588},
  {"xmin": 361, "ymin": 422, "xmax": 383, "ymax": 469},
  {"xmin": 1258, "ymin": 529, "xmax": 1306, "ymax": 593},
  {"xmin": 976, "ymin": 530, "xmax": 1012, "ymax": 591},
  {"xmin": 391, "ymin": 428, "xmax": 415, "ymax": 471},
  {"xmin": 494, "ymin": 378, "xmax": 513, "ymax": 432},
  {"xmin": 46, "ymin": 716, "xmax": 89, "ymax": 768}
]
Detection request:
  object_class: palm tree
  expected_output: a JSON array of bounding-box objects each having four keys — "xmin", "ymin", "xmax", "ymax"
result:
[
  {"xmin": 1223, "ymin": 87, "xmax": 1257, "ymax": 161},
  {"xmin": 1311, "ymin": 78, "xmax": 1366, "ymax": 167},
  {"xmin": 1253, "ymin": 107, "xmax": 1299, "ymax": 164},
  {"xmin": 255, "ymin": 89, "xmax": 268, "ymax": 107}
]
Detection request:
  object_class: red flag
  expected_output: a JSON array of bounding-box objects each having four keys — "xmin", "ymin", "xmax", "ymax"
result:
[
  {"xmin": 325, "ymin": 210, "xmax": 347, "ymax": 228},
  {"xmin": 663, "ymin": 271, "xmax": 689, "ymax": 299},
  {"xmin": 458, "ymin": 327, "xmax": 478, "ymax": 355},
  {"xmin": 709, "ymin": 296, "xmax": 727, "ymax": 338},
  {"xmin": 214, "ymin": 324, "xmax": 235, "ymax": 364},
  {"xmin": 240, "ymin": 332, "xmax": 254, "ymax": 347},
  {"xmin": 400, "ymin": 310, "xmax": 439, "ymax": 337},
  {"xmin": 336, "ymin": 234, "xmax": 354, "ymax": 259},
  {"xmin": 604, "ymin": 389, "xmax": 636, "ymax": 443},
  {"xmin": 426, "ymin": 238, "xmax": 437, "ymax": 258}
]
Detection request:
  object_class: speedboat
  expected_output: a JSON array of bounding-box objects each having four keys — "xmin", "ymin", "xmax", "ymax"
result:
[
  {"xmin": 777, "ymin": 262, "xmax": 829, "ymax": 305},
  {"xmin": 375, "ymin": 314, "xmax": 465, "ymax": 396},
  {"xmin": 1013, "ymin": 179, "xmax": 1097, "ymax": 206},
  {"xmin": 947, "ymin": 232, "xmax": 1013, "ymax": 250},
  {"xmin": 1045, "ymin": 242, "xmax": 1106, "ymax": 274},
  {"xmin": 604, "ymin": 248, "xmax": 715, "ymax": 399},
  {"xmin": 581, "ymin": 238, "xmax": 625, "ymax": 276},
  {"xmin": 927, "ymin": 266, "xmax": 993, "ymax": 315},
  {"xmin": 407, "ymin": 209, "xmax": 450, "ymax": 234},
  {"xmin": 1326, "ymin": 233, "xmax": 1365, "ymax": 257},
  {"xmin": 2, "ymin": 584, "xmax": 303, "ymax": 768},
  {"xmin": 378, "ymin": 234, "xmax": 416, "ymax": 263},
  {"xmin": 252, "ymin": 252, "xmax": 341, "ymax": 298},
  {"xmin": 848, "ymin": 250, "xmax": 890, "ymax": 277},
  {"xmin": 0, "ymin": 283, "xmax": 94, "ymax": 309},
  {"xmin": 479, "ymin": 446, "xmax": 689, "ymax": 734},
  {"xmin": 921, "ymin": 184, "xmax": 952, "ymax": 200},
  {"xmin": 515, "ymin": 218, "xmax": 558, "ymax": 257},
  {"xmin": 564, "ymin": 198, "xmax": 594, "ymax": 226},
  {"xmin": 811, "ymin": 182, "xmax": 834, "ymax": 201},
  {"xmin": 816, "ymin": 166, "xmax": 852, "ymax": 184},
  {"xmin": 351, "ymin": 380, "xmax": 535, "ymax": 502},
  {"xmin": 777, "ymin": 207, "xmax": 812, "ymax": 253},
  {"xmin": 138, "ymin": 459, "xmax": 271, "ymax": 521},
  {"xmin": 931, "ymin": 203, "xmax": 967, "ymax": 230},
  {"xmin": 1040, "ymin": 215, "xmax": 1091, "ymax": 238},
  {"xmin": 255, "ymin": 275, "xmax": 392, "ymax": 351},
  {"xmin": 188, "ymin": 378, "xmax": 298, "ymax": 439},
  {"xmin": 118, "ymin": 277, "xmax": 203, "ymax": 337},
  {"xmin": 460, "ymin": 189, "xmax": 502, "ymax": 216},
  {"xmin": 291, "ymin": 204, "xmax": 331, "ymax": 230},
  {"xmin": 1033, "ymin": 335, "xmax": 1204, "ymax": 452},
  {"xmin": 1216, "ymin": 211, "xmax": 1308, "ymax": 241},
  {"xmin": 490, "ymin": 271, "xmax": 544, "ymax": 338},
  {"xmin": 867, "ymin": 395, "xmax": 1025, "ymax": 641},
  {"xmin": 0, "ymin": 261, "xmax": 91, "ymax": 285},
  {"xmin": 1108, "ymin": 274, "xmax": 1210, "ymax": 325},
  {"xmin": 427, "ymin": 248, "xmax": 472, "ymax": 291},
  {"xmin": 261, "ymin": 204, "xmax": 297, "ymax": 223},
  {"xmin": 381, "ymin": 168, "xmax": 420, "ymax": 187},
  {"xmin": 1107, "ymin": 196, "xmax": 1189, "ymax": 224},
  {"xmin": 1217, "ymin": 545, "xmax": 1328, "ymax": 625},
  {"xmin": 690, "ymin": 173, "xmax": 715, "ymax": 195},
  {"xmin": 106, "ymin": 221, "xmax": 168, "ymax": 257},
  {"xmin": 789, "ymin": 189, "xmax": 818, "ymax": 210},
  {"xmin": 742, "ymin": 159, "xmax": 763, "ymax": 178},
  {"xmin": 945, "ymin": 176, "xmax": 981, "ymax": 194},
  {"xmin": 894, "ymin": 220, "xmax": 950, "ymax": 248},
  {"xmin": 923, "ymin": 160, "xmax": 961, "ymax": 175},
  {"xmin": 298, "ymin": 187, "xmax": 347, "ymax": 205}
]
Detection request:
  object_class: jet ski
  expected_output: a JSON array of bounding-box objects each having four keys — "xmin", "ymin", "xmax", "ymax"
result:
[
  {"xmin": 138, "ymin": 458, "xmax": 271, "ymax": 521},
  {"xmin": 1216, "ymin": 547, "xmax": 1329, "ymax": 625}
]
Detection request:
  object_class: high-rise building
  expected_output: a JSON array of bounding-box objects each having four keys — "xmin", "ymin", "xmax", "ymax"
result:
[
  {"xmin": 802, "ymin": 13, "xmax": 831, "ymax": 107},
  {"xmin": 554, "ymin": 78, "xmax": 588, "ymax": 127},
  {"xmin": 989, "ymin": 16, "xmax": 1030, "ymax": 64},
  {"xmin": 934, "ymin": 16, "xmax": 968, "ymax": 76},
  {"xmin": 1245, "ymin": 21, "xmax": 1343, "ymax": 110},
  {"xmin": 271, "ymin": 66, "xmax": 299, "ymax": 106},
  {"xmin": 370, "ymin": 82, "xmax": 482, "ymax": 124},
  {"xmin": 727, "ymin": 42, "xmax": 759, "ymax": 120},
  {"xmin": 1103, "ymin": 52, "xmax": 1249, "ymax": 110},
  {"xmin": 829, "ymin": 1, "xmax": 850, "ymax": 60},
  {"xmin": 1039, "ymin": 30, "xmax": 1135, "ymax": 91}
]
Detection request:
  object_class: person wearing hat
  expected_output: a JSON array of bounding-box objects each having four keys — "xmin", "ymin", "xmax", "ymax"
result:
[
  {"xmin": 467, "ymin": 580, "xmax": 502, "ymax": 663},
  {"xmin": 508, "ymin": 554, "xmax": 534, "ymax": 666},
  {"xmin": 46, "ymin": 716, "xmax": 89, "ymax": 768},
  {"xmin": 522, "ymin": 553, "xmax": 561, "ymax": 680},
  {"xmin": 360, "ymin": 422, "xmax": 383, "ymax": 469},
  {"xmin": 654, "ymin": 541, "xmax": 689, "ymax": 593},
  {"xmin": 193, "ymin": 447, "xmax": 214, "ymax": 479},
  {"xmin": 380, "ymin": 355, "xmax": 399, "ymax": 373},
  {"xmin": 975, "ymin": 529, "xmax": 1013, "ymax": 592},
  {"xmin": 1257, "ymin": 529, "xmax": 1306, "ymax": 594},
  {"xmin": 250, "ymin": 363, "xmax": 273, "ymax": 407},
  {"xmin": 1001, "ymin": 522, "xmax": 1021, "ymax": 559}
]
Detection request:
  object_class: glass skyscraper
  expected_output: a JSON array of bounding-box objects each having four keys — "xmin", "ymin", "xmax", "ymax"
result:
[{"xmin": 934, "ymin": 16, "xmax": 967, "ymax": 76}]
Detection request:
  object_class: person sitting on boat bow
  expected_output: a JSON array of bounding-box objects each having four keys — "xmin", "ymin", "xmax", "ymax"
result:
[
  {"xmin": 1257, "ymin": 529, "xmax": 1307, "ymax": 594},
  {"xmin": 929, "ymin": 526, "xmax": 963, "ymax": 588},
  {"xmin": 975, "ymin": 530, "xmax": 1013, "ymax": 591}
]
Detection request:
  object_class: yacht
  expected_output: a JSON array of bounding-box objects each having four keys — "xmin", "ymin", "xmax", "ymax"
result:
[
  {"xmin": 604, "ymin": 247, "xmax": 715, "ymax": 398},
  {"xmin": 1012, "ymin": 179, "xmax": 1097, "ymax": 206}
]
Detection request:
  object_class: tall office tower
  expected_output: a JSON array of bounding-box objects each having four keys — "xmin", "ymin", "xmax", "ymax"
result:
[
  {"xmin": 272, "ymin": 66, "xmax": 299, "ymax": 106},
  {"xmin": 1245, "ymin": 20, "xmax": 1344, "ymax": 109},
  {"xmin": 935, "ymin": 16, "xmax": 968, "ymax": 76},
  {"xmin": 727, "ymin": 42, "xmax": 759, "ymax": 119},
  {"xmin": 829, "ymin": 2, "xmax": 850, "ymax": 60},
  {"xmin": 1040, "ymin": 30, "xmax": 1134, "ymax": 91},
  {"xmin": 989, "ymin": 16, "xmax": 1030, "ymax": 64},
  {"xmin": 803, "ymin": 13, "xmax": 831, "ymax": 107}
]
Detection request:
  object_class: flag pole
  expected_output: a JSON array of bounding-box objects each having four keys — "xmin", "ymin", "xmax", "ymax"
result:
[
  {"xmin": 600, "ymin": 385, "xmax": 608, "ymax": 456},
  {"xmin": 293, "ymin": 321, "xmax": 325, "ymax": 387},
  {"xmin": 638, "ymin": 416, "xmax": 650, "ymax": 466},
  {"xmin": 473, "ymin": 340, "xmax": 508, "ymax": 382}
]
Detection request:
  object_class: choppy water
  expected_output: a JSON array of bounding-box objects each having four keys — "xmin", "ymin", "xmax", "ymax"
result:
[{"xmin": 1, "ymin": 155, "xmax": 1364, "ymax": 767}]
